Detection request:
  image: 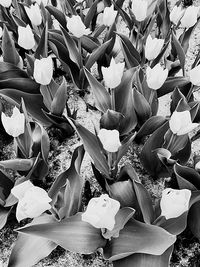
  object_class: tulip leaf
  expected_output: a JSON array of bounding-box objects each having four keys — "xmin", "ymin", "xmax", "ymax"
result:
[
  {"xmin": 70, "ymin": 119, "xmax": 110, "ymax": 178},
  {"xmin": 8, "ymin": 215, "xmax": 57, "ymax": 267},
  {"xmin": 0, "ymin": 170, "xmax": 14, "ymax": 203},
  {"xmin": 35, "ymin": 23, "xmax": 48, "ymax": 59},
  {"xmin": 113, "ymin": 245, "xmax": 174, "ymax": 267},
  {"xmin": 84, "ymin": 67, "xmax": 111, "ymax": 113},
  {"xmin": 0, "ymin": 206, "xmax": 12, "ymax": 230},
  {"xmin": 0, "ymin": 78, "xmax": 40, "ymax": 93},
  {"xmin": 133, "ymin": 89, "xmax": 151, "ymax": 125},
  {"xmin": 84, "ymin": 0, "xmax": 99, "ymax": 28},
  {"xmin": 0, "ymin": 158, "xmax": 35, "ymax": 172},
  {"xmin": 172, "ymin": 31, "xmax": 185, "ymax": 76},
  {"xmin": 103, "ymin": 218, "xmax": 176, "ymax": 261},
  {"xmin": 188, "ymin": 201, "xmax": 200, "ymax": 239},
  {"xmin": 0, "ymin": 69, "xmax": 28, "ymax": 80},
  {"xmin": 17, "ymin": 213, "xmax": 107, "ymax": 254},
  {"xmin": 40, "ymin": 79, "xmax": 59, "ymax": 111},
  {"xmin": 170, "ymin": 87, "xmax": 189, "ymax": 114},
  {"xmin": 100, "ymin": 109, "xmax": 124, "ymax": 130},
  {"xmin": 46, "ymin": 5, "xmax": 67, "ymax": 28},
  {"xmin": 80, "ymin": 35, "xmax": 99, "ymax": 53}
]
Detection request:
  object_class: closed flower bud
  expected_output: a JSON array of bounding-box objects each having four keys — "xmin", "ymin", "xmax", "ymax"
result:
[
  {"xmin": 169, "ymin": 110, "xmax": 198, "ymax": 136},
  {"xmin": 103, "ymin": 4, "xmax": 117, "ymax": 27},
  {"xmin": 0, "ymin": 0, "xmax": 12, "ymax": 8},
  {"xmin": 1, "ymin": 107, "xmax": 25, "ymax": 137},
  {"xmin": 33, "ymin": 56, "xmax": 53, "ymax": 85},
  {"xmin": 160, "ymin": 188, "xmax": 191, "ymax": 219},
  {"xmin": 25, "ymin": 3, "xmax": 42, "ymax": 26},
  {"xmin": 145, "ymin": 35, "xmax": 164, "ymax": 61},
  {"xmin": 82, "ymin": 194, "xmax": 120, "ymax": 230},
  {"xmin": 170, "ymin": 5, "xmax": 185, "ymax": 25},
  {"xmin": 67, "ymin": 15, "xmax": 91, "ymax": 38},
  {"xmin": 11, "ymin": 180, "xmax": 52, "ymax": 222},
  {"xmin": 18, "ymin": 25, "xmax": 35, "ymax": 50},
  {"xmin": 98, "ymin": 128, "xmax": 121, "ymax": 152},
  {"xmin": 131, "ymin": 0, "xmax": 148, "ymax": 22},
  {"xmin": 146, "ymin": 64, "xmax": 168, "ymax": 90},
  {"xmin": 189, "ymin": 64, "xmax": 200, "ymax": 86},
  {"xmin": 101, "ymin": 57, "xmax": 125, "ymax": 88},
  {"xmin": 181, "ymin": 5, "xmax": 200, "ymax": 28}
]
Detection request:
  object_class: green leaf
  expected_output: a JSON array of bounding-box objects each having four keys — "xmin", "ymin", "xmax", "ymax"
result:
[
  {"xmin": 133, "ymin": 89, "xmax": 151, "ymax": 125},
  {"xmin": 84, "ymin": 0, "xmax": 98, "ymax": 28},
  {"xmin": 103, "ymin": 218, "xmax": 176, "ymax": 261},
  {"xmin": 46, "ymin": 5, "xmax": 67, "ymax": 28},
  {"xmin": 172, "ymin": 31, "xmax": 185, "ymax": 76},
  {"xmin": 40, "ymin": 79, "xmax": 59, "ymax": 111},
  {"xmin": 0, "ymin": 158, "xmax": 35, "ymax": 171},
  {"xmin": 0, "ymin": 170, "xmax": 14, "ymax": 203},
  {"xmin": 188, "ymin": 201, "xmax": 200, "ymax": 239},
  {"xmin": 0, "ymin": 206, "xmax": 12, "ymax": 230},
  {"xmin": 35, "ymin": 22, "xmax": 48, "ymax": 59},
  {"xmin": 17, "ymin": 213, "xmax": 107, "ymax": 254},
  {"xmin": 100, "ymin": 109, "xmax": 124, "ymax": 130}
]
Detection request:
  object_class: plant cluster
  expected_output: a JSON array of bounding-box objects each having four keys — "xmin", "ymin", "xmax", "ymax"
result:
[{"xmin": 1, "ymin": 0, "xmax": 200, "ymax": 266}]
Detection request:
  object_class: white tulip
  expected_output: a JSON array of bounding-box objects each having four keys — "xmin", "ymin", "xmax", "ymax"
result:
[
  {"xmin": 170, "ymin": 5, "xmax": 185, "ymax": 25},
  {"xmin": 146, "ymin": 64, "xmax": 168, "ymax": 90},
  {"xmin": 145, "ymin": 35, "xmax": 164, "ymax": 61},
  {"xmin": 98, "ymin": 128, "xmax": 121, "ymax": 152},
  {"xmin": 103, "ymin": 4, "xmax": 117, "ymax": 27},
  {"xmin": 67, "ymin": 15, "xmax": 91, "ymax": 38},
  {"xmin": 33, "ymin": 56, "xmax": 53, "ymax": 85},
  {"xmin": 25, "ymin": 3, "xmax": 42, "ymax": 26},
  {"xmin": 1, "ymin": 107, "xmax": 25, "ymax": 137},
  {"xmin": 189, "ymin": 64, "xmax": 200, "ymax": 86},
  {"xmin": 82, "ymin": 194, "xmax": 120, "ymax": 230},
  {"xmin": 0, "ymin": 0, "xmax": 12, "ymax": 8},
  {"xmin": 101, "ymin": 57, "xmax": 125, "ymax": 88},
  {"xmin": 169, "ymin": 110, "xmax": 198, "ymax": 136},
  {"xmin": 131, "ymin": 0, "xmax": 148, "ymax": 22},
  {"xmin": 18, "ymin": 25, "xmax": 35, "ymax": 50},
  {"xmin": 181, "ymin": 5, "xmax": 200, "ymax": 29},
  {"xmin": 160, "ymin": 188, "xmax": 191, "ymax": 219},
  {"xmin": 11, "ymin": 180, "xmax": 52, "ymax": 222}
]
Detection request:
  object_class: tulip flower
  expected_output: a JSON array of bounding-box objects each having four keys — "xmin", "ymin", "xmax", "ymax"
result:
[
  {"xmin": 160, "ymin": 188, "xmax": 191, "ymax": 219},
  {"xmin": 103, "ymin": 4, "xmax": 117, "ymax": 27},
  {"xmin": 98, "ymin": 128, "xmax": 121, "ymax": 152},
  {"xmin": 170, "ymin": 4, "xmax": 185, "ymax": 25},
  {"xmin": 146, "ymin": 64, "xmax": 168, "ymax": 90},
  {"xmin": 25, "ymin": 3, "xmax": 42, "ymax": 26},
  {"xmin": 189, "ymin": 64, "xmax": 200, "ymax": 86},
  {"xmin": 67, "ymin": 15, "xmax": 91, "ymax": 38},
  {"xmin": 33, "ymin": 56, "xmax": 53, "ymax": 85},
  {"xmin": 18, "ymin": 25, "xmax": 35, "ymax": 50},
  {"xmin": 11, "ymin": 180, "xmax": 52, "ymax": 222},
  {"xmin": 131, "ymin": 0, "xmax": 148, "ymax": 22},
  {"xmin": 0, "ymin": 0, "xmax": 12, "ymax": 8},
  {"xmin": 82, "ymin": 194, "xmax": 120, "ymax": 230},
  {"xmin": 97, "ymin": 1, "xmax": 104, "ymax": 13},
  {"xmin": 102, "ymin": 58, "xmax": 125, "ymax": 88},
  {"xmin": 1, "ymin": 107, "xmax": 25, "ymax": 137},
  {"xmin": 169, "ymin": 110, "xmax": 198, "ymax": 136},
  {"xmin": 145, "ymin": 35, "xmax": 164, "ymax": 61},
  {"xmin": 180, "ymin": 5, "xmax": 200, "ymax": 28}
]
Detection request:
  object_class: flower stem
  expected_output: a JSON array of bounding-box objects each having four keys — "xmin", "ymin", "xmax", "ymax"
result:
[{"xmin": 111, "ymin": 88, "xmax": 116, "ymax": 111}]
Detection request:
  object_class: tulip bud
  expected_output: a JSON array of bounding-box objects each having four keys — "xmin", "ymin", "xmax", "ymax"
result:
[
  {"xmin": 146, "ymin": 64, "xmax": 168, "ymax": 90},
  {"xmin": 169, "ymin": 110, "xmax": 198, "ymax": 136},
  {"xmin": 67, "ymin": 15, "xmax": 91, "ymax": 38},
  {"xmin": 103, "ymin": 4, "xmax": 117, "ymax": 27},
  {"xmin": 160, "ymin": 188, "xmax": 191, "ymax": 219},
  {"xmin": 25, "ymin": 3, "xmax": 42, "ymax": 26},
  {"xmin": 189, "ymin": 64, "xmax": 200, "ymax": 86},
  {"xmin": 11, "ymin": 180, "xmax": 52, "ymax": 222},
  {"xmin": 18, "ymin": 25, "xmax": 35, "ymax": 50},
  {"xmin": 97, "ymin": 1, "xmax": 104, "ymax": 13},
  {"xmin": 181, "ymin": 5, "xmax": 200, "ymax": 28},
  {"xmin": 98, "ymin": 128, "xmax": 121, "ymax": 152},
  {"xmin": 0, "ymin": 0, "xmax": 12, "ymax": 8},
  {"xmin": 1, "ymin": 107, "xmax": 25, "ymax": 138},
  {"xmin": 145, "ymin": 35, "xmax": 164, "ymax": 61},
  {"xmin": 170, "ymin": 5, "xmax": 185, "ymax": 25},
  {"xmin": 82, "ymin": 194, "xmax": 120, "ymax": 230},
  {"xmin": 33, "ymin": 56, "xmax": 53, "ymax": 85},
  {"xmin": 131, "ymin": 0, "xmax": 148, "ymax": 22},
  {"xmin": 101, "ymin": 57, "xmax": 125, "ymax": 88}
]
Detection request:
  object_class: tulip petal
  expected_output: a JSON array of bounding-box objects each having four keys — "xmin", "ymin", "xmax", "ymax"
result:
[{"xmin": 11, "ymin": 180, "xmax": 34, "ymax": 200}]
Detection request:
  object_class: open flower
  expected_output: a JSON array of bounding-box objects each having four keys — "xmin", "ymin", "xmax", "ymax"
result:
[
  {"xmin": 1, "ymin": 107, "xmax": 25, "ymax": 137},
  {"xmin": 180, "ymin": 5, "xmax": 200, "ymax": 29},
  {"xmin": 103, "ymin": 4, "xmax": 117, "ymax": 27},
  {"xmin": 33, "ymin": 56, "xmax": 53, "ymax": 85},
  {"xmin": 160, "ymin": 188, "xmax": 191, "ymax": 219},
  {"xmin": 169, "ymin": 110, "xmax": 198, "ymax": 135},
  {"xmin": 18, "ymin": 25, "xmax": 35, "ymax": 50},
  {"xmin": 189, "ymin": 64, "xmax": 200, "ymax": 86},
  {"xmin": 146, "ymin": 64, "xmax": 168, "ymax": 90},
  {"xmin": 67, "ymin": 15, "xmax": 91, "ymax": 38},
  {"xmin": 131, "ymin": 0, "xmax": 148, "ymax": 22},
  {"xmin": 102, "ymin": 58, "xmax": 125, "ymax": 88},
  {"xmin": 0, "ymin": 0, "xmax": 12, "ymax": 7},
  {"xmin": 82, "ymin": 194, "xmax": 120, "ymax": 230},
  {"xmin": 25, "ymin": 3, "xmax": 42, "ymax": 26},
  {"xmin": 170, "ymin": 4, "xmax": 185, "ymax": 25},
  {"xmin": 145, "ymin": 35, "xmax": 164, "ymax": 61},
  {"xmin": 98, "ymin": 128, "xmax": 121, "ymax": 152},
  {"xmin": 11, "ymin": 180, "xmax": 52, "ymax": 222}
]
